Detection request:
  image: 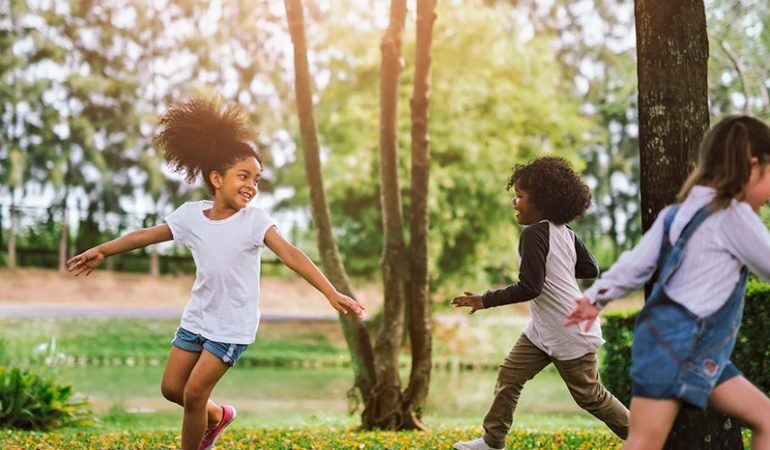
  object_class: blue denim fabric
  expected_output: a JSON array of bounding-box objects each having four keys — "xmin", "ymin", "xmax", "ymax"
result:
[
  {"xmin": 171, "ymin": 327, "xmax": 248, "ymax": 366},
  {"xmin": 630, "ymin": 205, "xmax": 747, "ymax": 409}
]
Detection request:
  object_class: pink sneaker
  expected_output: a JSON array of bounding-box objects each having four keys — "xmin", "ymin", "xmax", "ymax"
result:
[{"xmin": 198, "ymin": 405, "xmax": 237, "ymax": 450}]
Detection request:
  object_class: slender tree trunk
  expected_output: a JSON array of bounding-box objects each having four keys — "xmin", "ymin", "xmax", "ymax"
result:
[
  {"xmin": 635, "ymin": 1, "xmax": 743, "ymax": 448},
  {"xmin": 283, "ymin": 0, "xmax": 377, "ymax": 424},
  {"xmin": 372, "ymin": 0, "xmax": 409, "ymax": 430},
  {"xmin": 150, "ymin": 247, "xmax": 160, "ymax": 277},
  {"xmin": 58, "ymin": 202, "xmax": 68, "ymax": 273},
  {"xmin": 7, "ymin": 202, "xmax": 17, "ymax": 270},
  {"xmin": 403, "ymin": 0, "xmax": 436, "ymax": 430}
]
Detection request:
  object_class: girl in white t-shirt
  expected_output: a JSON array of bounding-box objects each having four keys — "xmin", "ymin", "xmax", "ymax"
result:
[{"xmin": 67, "ymin": 94, "xmax": 364, "ymax": 450}]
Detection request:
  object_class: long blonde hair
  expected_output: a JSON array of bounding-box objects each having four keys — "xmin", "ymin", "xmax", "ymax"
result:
[{"xmin": 678, "ymin": 115, "xmax": 770, "ymax": 209}]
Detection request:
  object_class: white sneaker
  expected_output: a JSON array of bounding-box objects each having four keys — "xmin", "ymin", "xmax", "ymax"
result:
[{"xmin": 452, "ymin": 437, "xmax": 504, "ymax": 450}]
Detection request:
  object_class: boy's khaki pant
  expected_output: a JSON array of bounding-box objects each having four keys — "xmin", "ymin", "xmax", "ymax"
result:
[{"xmin": 482, "ymin": 334, "xmax": 629, "ymax": 448}]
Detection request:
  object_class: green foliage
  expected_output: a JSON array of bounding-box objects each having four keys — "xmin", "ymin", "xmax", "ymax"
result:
[
  {"xmin": 732, "ymin": 279, "xmax": 770, "ymax": 396},
  {"xmin": 276, "ymin": 0, "xmax": 591, "ymax": 293},
  {"xmin": 601, "ymin": 279, "xmax": 770, "ymax": 407},
  {"xmin": 0, "ymin": 365, "xmax": 93, "ymax": 430},
  {"xmin": 599, "ymin": 311, "xmax": 637, "ymax": 407}
]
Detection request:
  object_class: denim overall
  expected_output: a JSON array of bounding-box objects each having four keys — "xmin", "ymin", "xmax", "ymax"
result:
[{"xmin": 630, "ymin": 205, "xmax": 748, "ymax": 409}]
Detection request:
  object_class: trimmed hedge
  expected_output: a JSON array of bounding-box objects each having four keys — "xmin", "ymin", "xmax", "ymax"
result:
[{"xmin": 601, "ymin": 280, "xmax": 770, "ymax": 406}]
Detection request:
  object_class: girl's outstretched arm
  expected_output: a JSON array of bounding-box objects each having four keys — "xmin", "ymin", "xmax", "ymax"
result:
[
  {"xmin": 67, "ymin": 224, "xmax": 173, "ymax": 276},
  {"xmin": 264, "ymin": 226, "xmax": 365, "ymax": 320}
]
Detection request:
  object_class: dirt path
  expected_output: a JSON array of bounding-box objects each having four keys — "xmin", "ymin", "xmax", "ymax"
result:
[{"xmin": 0, "ymin": 268, "xmax": 383, "ymax": 316}]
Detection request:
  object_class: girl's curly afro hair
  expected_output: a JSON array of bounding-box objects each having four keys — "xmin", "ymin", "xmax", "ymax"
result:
[
  {"xmin": 507, "ymin": 156, "xmax": 592, "ymax": 224},
  {"xmin": 152, "ymin": 93, "xmax": 260, "ymax": 194}
]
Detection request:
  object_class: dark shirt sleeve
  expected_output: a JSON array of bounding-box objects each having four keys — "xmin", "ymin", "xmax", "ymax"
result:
[
  {"xmin": 482, "ymin": 222, "xmax": 548, "ymax": 308},
  {"xmin": 573, "ymin": 233, "xmax": 599, "ymax": 279}
]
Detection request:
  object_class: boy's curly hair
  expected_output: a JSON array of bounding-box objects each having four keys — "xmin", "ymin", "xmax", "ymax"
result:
[
  {"xmin": 507, "ymin": 156, "xmax": 592, "ymax": 224},
  {"xmin": 153, "ymin": 93, "xmax": 260, "ymax": 194}
]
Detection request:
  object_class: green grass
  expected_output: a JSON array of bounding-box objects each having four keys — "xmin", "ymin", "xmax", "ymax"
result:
[{"xmin": 0, "ymin": 318, "xmax": 347, "ymax": 367}]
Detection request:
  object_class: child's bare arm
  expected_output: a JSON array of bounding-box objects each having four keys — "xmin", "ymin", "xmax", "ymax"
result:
[
  {"xmin": 264, "ymin": 226, "xmax": 365, "ymax": 319},
  {"xmin": 67, "ymin": 224, "xmax": 173, "ymax": 276}
]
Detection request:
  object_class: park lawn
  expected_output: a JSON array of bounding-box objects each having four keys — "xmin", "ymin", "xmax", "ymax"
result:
[
  {"xmin": 0, "ymin": 426, "xmax": 624, "ymax": 449},
  {"xmin": 0, "ymin": 318, "xmax": 348, "ymax": 368}
]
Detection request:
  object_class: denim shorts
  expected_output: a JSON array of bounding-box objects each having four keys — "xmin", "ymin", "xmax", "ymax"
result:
[
  {"xmin": 171, "ymin": 327, "xmax": 248, "ymax": 366},
  {"xmin": 631, "ymin": 296, "xmax": 742, "ymax": 409}
]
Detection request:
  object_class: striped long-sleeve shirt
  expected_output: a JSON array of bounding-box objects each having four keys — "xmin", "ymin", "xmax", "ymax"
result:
[{"xmin": 585, "ymin": 185, "xmax": 770, "ymax": 317}]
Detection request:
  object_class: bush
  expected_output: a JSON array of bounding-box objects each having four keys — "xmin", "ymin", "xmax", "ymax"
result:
[
  {"xmin": 732, "ymin": 279, "xmax": 770, "ymax": 395},
  {"xmin": 600, "ymin": 279, "xmax": 770, "ymax": 406},
  {"xmin": 0, "ymin": 365, "xmax": 93, "ymax": 430},
  {"xmin": 599, "ymin": 311, "xmax": 636, "ymax": 407}
]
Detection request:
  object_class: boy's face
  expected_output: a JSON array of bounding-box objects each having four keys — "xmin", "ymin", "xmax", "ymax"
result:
[{"xmin": 512, "ymin": 187, "xmax": 543, "ymax": 225}]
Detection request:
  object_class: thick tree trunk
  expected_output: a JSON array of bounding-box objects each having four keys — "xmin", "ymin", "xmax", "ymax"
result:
[
  {"xmin": 635, "ymin": 1, "xmax": 743, "ymax": 448},
  {"xmin": 635, "ymin": 0, "xmax": 709, "ymax": 230},
  {"xmin": 372, "ymin": 0, "xmax": 409, "ymax": 430},
  {"xmin": 283, "ymin": 0, "xmax": 377, "ymax": 421},
  {"xmin": 402, "ymin": 0, "xmax": 436, "ymax": 431}
]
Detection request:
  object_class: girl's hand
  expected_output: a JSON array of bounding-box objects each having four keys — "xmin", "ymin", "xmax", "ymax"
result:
[
  {"xmin": 564, "ymin": 297, "xmax": 600, "ymax": 331},
  {"xmin": 452, "ymin": 291, "xmax": 484, "ymax": 314},
  {"xmin": 66, "ymin": 248, "xmax": 106, "ymax": 277},
  {"xmin": 327, "ymin": 291, "xmax": 366, "ymax": 320}
]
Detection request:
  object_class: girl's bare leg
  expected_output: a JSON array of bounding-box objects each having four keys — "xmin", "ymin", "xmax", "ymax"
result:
[
  {"xmin": 180, "ymin": 349, "xmax": 230, "ymax": 450},
  {"xmin": 622, "ymin": 397, "xmax": 680, "ymax": 450},
  {"xmin": 709, "ymin": 376, "xmax": 770, "ymax": 450},
  {"xmin": 161, "ymin": 347, "xmax": 224, "ymax": 428}
]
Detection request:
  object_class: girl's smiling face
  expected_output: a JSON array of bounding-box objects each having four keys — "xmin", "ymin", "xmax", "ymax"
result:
[
  {"xmin": 211, "ymin": 156, "xmax": 261, "ymax": 210},
  {"xmin": 745, "ymin": 159, "xmax": 770, "ymax": 211}
]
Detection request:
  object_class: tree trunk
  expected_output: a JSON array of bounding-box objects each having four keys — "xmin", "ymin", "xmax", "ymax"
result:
[
  {"xmin": 372, "ymin": 0, "xmax": 409, "ymax": 430},
  {"xmin": 150, "ymin": 247, "xmax": 160, "ymax": 277},
  {"xmin": 283, "ymin": 0, "xmax": 377, "ymax": 424},
  {"xmin": 58, "ymin": 204, "xmax": 68, "ymax": 273},
  {"xmin": 402, "ymin": 0, "xmax": 436, "ymax": 430},
  {"xmin": 7, "ymin": 204, "xmax": 17, "ymax": 270},
  {"xmin": 635, "ymin": 1, "xmax": 743, "ymax": 448},
  {"xmin": 635, "ymin": 0, "xmax": 709, "ymax": 230}
]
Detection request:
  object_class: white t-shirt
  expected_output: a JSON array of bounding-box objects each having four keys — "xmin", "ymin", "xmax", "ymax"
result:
[{"xmin": 166, "ymin": 200, "xmax": 276, "ymax": 344}]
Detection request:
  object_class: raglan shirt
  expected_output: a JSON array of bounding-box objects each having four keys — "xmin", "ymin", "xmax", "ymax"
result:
[
  {"xmin": 166, "ymin": 200, "xmax": 276, "ymax": 345},
  {"xmin": 482, "ymin": 221, "xmax": 604, "ymax": 360}
]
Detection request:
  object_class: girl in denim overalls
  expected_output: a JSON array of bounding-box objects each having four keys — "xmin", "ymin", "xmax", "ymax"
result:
[
  {"xmin": 67, "ymin": 94, "xmax": 364, "ymax": 450},
  {"xmin": 566, "ymin": 115, "xmax": 770, "ymax": 450}
]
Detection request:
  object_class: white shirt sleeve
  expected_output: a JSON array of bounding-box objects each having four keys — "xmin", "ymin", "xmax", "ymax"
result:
[
  {"xmin": 165, "ymin": 203, "xmax": 191, "ymax": 246},
  {"xmin": 720, "ymin": 202, "xmax": 770, "ymax": 281},
  {"xmin": 584, "ymin": 206, "xmax": 672, "ymax": 308},
  {"xmin": 249, "ymin": 207, "xmax": 277, "ymax": 247}
]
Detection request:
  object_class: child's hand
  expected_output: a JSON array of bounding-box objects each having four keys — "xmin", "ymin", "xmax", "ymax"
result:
[
  {"xmin": 66, "ymin": 248, "xmax": 106, "ymax": 277},
  {"xmin": 564, "ymin": 297, "xmax": 600, "ymax": 331},
  {"xmin": 452, "ymin": 291, "xmax": 484, "ymax": 314},
  {"xmin": 327, "ymin": 291, "xmax": 366, "ymax": 320}
]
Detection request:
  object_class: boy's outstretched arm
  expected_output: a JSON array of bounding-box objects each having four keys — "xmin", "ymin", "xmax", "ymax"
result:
[
  {"xmin": 264, "ymin": 226, "xmax": 365, "ymax": 320},
  {"xmin": 67, "ymin": 224, "xmax": 173, "ymax": 276}
]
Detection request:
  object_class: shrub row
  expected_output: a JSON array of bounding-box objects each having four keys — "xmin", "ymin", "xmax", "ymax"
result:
[{"xmin": 601, "ymin": 279, "xmax": 770, "ymax": 406}]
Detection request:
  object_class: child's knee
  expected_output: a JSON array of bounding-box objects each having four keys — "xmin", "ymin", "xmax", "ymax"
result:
[
  {"xmin": 160, "ymin": 382, "xmax": 183, "ymax": 405},
  {"xmin": 624, "ymin": 433, "xmax": 665, "ymax": 450},
  {"xmin": 183, "ymin": 384, "xmax": 209, "ymax": 406}
]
